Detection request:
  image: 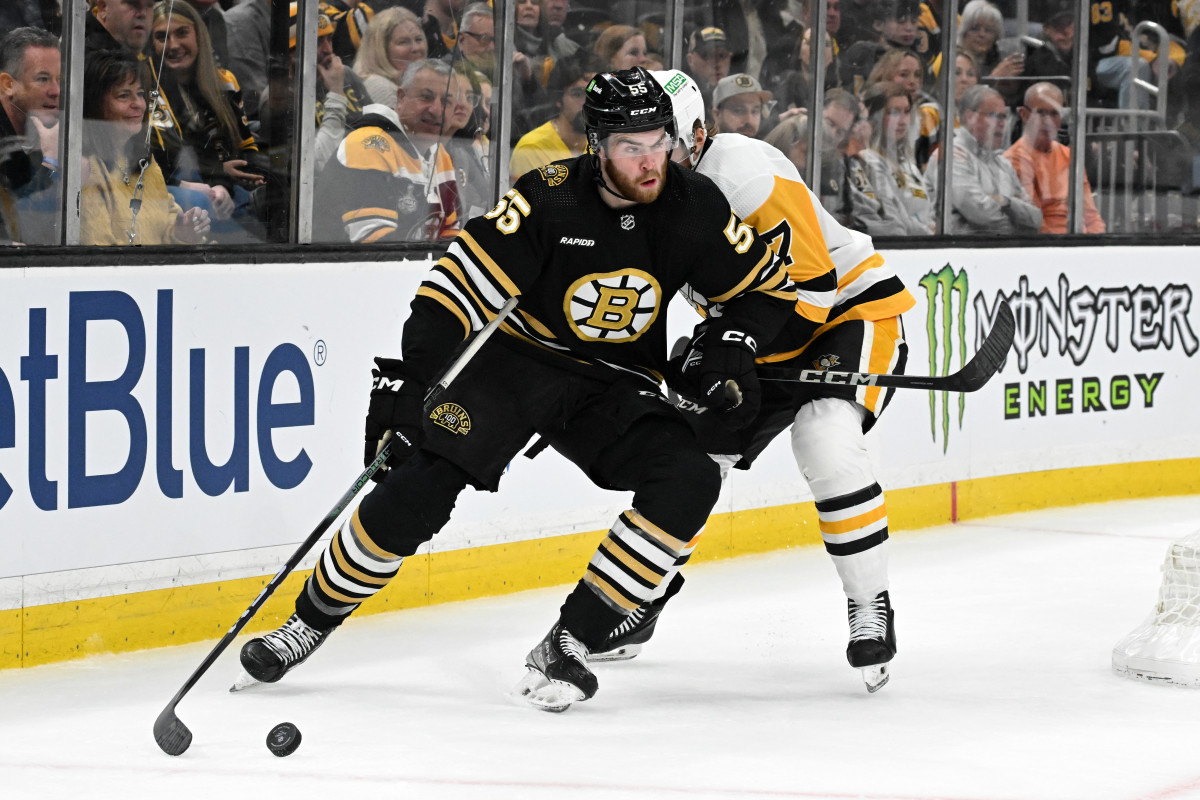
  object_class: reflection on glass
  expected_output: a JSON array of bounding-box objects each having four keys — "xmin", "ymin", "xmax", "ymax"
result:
[{"xmin": 0, "ymin": 26, "xmax": 62, "ymax": 245}]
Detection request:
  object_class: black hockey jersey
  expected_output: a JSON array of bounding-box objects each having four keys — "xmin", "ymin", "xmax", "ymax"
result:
[{"xmin": 403, "ymin": 156, "xmax": 821, "ymax": 386}]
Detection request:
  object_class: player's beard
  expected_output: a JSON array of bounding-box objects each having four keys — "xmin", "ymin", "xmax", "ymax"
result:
[{"xmin": 603, "ymin": 157, "xmax": 668, "ymax": 203}]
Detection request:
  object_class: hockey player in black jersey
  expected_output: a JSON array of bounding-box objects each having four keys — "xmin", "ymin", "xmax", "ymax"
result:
[
  {"xmin": 587, "ymin": 69, "xmax": 916, "ymax": 694},
  {"xmin": 237, "ymin": 67, "xmax": 835, "ymax": 711}
]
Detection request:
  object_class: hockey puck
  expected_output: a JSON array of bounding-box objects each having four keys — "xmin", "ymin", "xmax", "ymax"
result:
[{"xmin": 266, "ymin": 722, "xmax": 302, "ymax": 757}]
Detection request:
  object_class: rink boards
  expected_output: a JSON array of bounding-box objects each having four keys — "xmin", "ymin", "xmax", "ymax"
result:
[{"xmin": 0, "ymin": 246, "xmax": 1197, "ymax": 668}]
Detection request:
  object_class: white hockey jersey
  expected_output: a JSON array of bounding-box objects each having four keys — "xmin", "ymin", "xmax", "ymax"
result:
[{"xmin": 694, "ymin": 133, "xmax": 915, "ymax": 362}]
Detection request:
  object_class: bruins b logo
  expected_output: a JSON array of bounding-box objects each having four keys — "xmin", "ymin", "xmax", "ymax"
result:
[
  {"xmin": 539, "ymin": 164, "xmax": 568, "ymax": 186},
  {"xmin": 565, "ymin": 270, "xmax": 661, "ymax": 342}
]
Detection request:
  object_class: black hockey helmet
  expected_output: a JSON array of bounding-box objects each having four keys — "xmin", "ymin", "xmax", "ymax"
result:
[{"xmin": 583, "ymin": 66, "xmax": 677, "ymax": 154}]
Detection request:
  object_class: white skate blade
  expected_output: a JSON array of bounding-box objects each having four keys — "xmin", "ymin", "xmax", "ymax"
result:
[
  {"xmin": 228, "ymin": 670, "xmax": 261, "ymax": 693},
  {"xmin": 860, "ymin": 664, "xmax": 890, "ymax": 693},
  {"xmin": 509, "ymin": 667, "xmax": 584, "ymax": 713},
  {"xmin": 587, "ymin": 642, "xmax": 643, "ymax": 663}
]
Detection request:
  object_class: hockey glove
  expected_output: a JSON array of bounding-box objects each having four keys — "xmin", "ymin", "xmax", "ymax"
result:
[
  {"xmin": 665, "ymin": 321, "xmax": 712, "ymax": 404},
  {"xmin": 364, "ymin": 357, "xmax": 425, "ymax": 482},
  {"xmin": 697, "ymin": 325, "xmax": 761, "ymax": 430}
]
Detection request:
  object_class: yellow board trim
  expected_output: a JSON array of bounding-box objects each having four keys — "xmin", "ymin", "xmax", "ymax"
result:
[{"xmin": 4, "ymin": 458, "xmax": 1198, "ymax": 669}]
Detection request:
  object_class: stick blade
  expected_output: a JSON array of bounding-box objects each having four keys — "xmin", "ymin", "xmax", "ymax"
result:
[
  {"xmin": 955, "ymin": 299, "xmax": 1015, "ymax": 392},
  {"xmin": 153, "ymin": 705, "xmax": 192, "ymax": 756}
]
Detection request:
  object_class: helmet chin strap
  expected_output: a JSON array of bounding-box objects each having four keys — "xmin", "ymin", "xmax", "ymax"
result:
[{"xmin": 591, "ymin": 152, "xmax": 637, "ymax": 203}]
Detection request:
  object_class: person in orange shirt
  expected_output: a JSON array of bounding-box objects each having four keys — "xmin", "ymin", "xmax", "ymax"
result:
[{"xmin": 1004, "ymin": 81, "xmax": 1106, "ymax": 234}]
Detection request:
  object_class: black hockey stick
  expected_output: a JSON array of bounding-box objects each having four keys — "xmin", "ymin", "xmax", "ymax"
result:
[
  {"xmin": 153, "ymin": 298, "xmax": 518, "ymax": 756},
  {"xmin": 758, "ymin": 300, "xmax": 1015, "ymax": 393}
]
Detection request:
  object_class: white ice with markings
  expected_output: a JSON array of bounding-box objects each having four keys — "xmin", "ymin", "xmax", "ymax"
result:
[{"xmin": 3, "ymin": 496, "xmax": 1200, "ymax": 800}]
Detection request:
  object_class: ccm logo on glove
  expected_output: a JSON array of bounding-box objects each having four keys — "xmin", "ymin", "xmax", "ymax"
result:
[{"xmin": 720, "ymin": 330, "xmax": 757, "ymax": 351}]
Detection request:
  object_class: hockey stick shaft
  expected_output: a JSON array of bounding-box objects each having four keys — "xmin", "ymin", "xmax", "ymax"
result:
[
  {"xmin": 153, "ymin": 297, "xmax": 518, "ymax": 756},
  {"xmin": 758, "ymin": 300, "xmax": 1015, "ymax": 394}
]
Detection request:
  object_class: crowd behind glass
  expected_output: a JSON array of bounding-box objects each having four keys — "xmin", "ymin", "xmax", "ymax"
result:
[{"xmin": 1, "ymin": 0, "xmax": 1197, "ymax": 247}]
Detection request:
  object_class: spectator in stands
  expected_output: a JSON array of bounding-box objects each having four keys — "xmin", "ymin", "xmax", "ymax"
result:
[
  {"xmin": 1, "ymin": 2, "xmax": 56, "ymax": 35},
  {"xmin": 316, "ymin": 58, "xmax": 461, "ymax": 243},
  {"xmin": 421, "ymin": 0, "xmax": 466, "ymax": 59},
  {"xmin": 818, "ymin": 87, "xmax": 905, "ymax": 234},
  {"xmin": 763, "ymin": 111, "xmax": 809, "ymax": 175},
  {"xmin": 762, "ymin": 20, "xmax": 840, "ymax": 118},
  {"xmin": 87, "ymin": 0, "xmax": 153, "ymax": 55},
  {"xmin": 224, "ymin": 0, "xmax": 268, "ymax": 118},
  {"xmin": 354, "ymin": 6, "xmax": 427, "ymax": 107},
  {"xmin": 925, "ymin": 84, "xmax": 1040, "ymax": 235},
  {"xmin": 838, "ymin": 0, "xmax": 889, "ymax": 90},
  {"xmin": 865, "ymin": 47, "xmax": 936, "ymax": 166},
  {"xmin": 542, "ymin": 0, "xmax": 569, "ymax": 31},
  {"xmin": 711, "ymin": 73, "xmax": 773, "ymax": 139},
  {"xmin": 1023, "ymin": 6, "xmax": 1073, "ymax": 96},
  {"xmin": 455, "ymin": 2, "xmax": 544, "ymax": 141},
  {"xmin": 323, "ymin": 0, "xmax": 373, "ymax": 64},
  {"xmin": 1004, "ymin": 81, "xmax": 1105, "ymax": 234},
  {"xmin": 859, "ymin": 80, "xmax": 933, "ymax": 234},
  {"xmin": 838, "ymin": 0, "xmax": 885, "ymax": 49},
  {"xmin": 283, "ymin": 3, "xmax": 369, "ymax": 173},
  {"xmin": 0, "ymin": 26, "xmax": 60, "ymax": 244},
  {"xmin": 955, "ymin": 0, "xmax": 1024, "ymax": 102},
  {"xmin": 441, "ymin": 71, "xmax": 489, "ymax": 221},
  {"xmin": 515, "ymin": 0, "xmax": 578, "ymax": 67},
  {"xmin": 456, "ymin": 3, "xmax": 496, "ymax": 79},
  {"xmin": 593, "ymin": 25, "xmax": 649, "ymax": 72},
  {"xmin": 184, "ymin": 0, "xmax": 228, "ymax": 67},
  {"xmin": 148, "ymin": 1, "xmax": 263, "ymax": 232},
  {"xmin": 509, "ymin": 55, "xmax": 594, "ymax": 181},
  {"xmin": 684, "ymin": 26, "xmax": 732, "ymax": 106},
  {"xmin": 80, "ymin": 50, "xmax": 210, "ymax": 245}
]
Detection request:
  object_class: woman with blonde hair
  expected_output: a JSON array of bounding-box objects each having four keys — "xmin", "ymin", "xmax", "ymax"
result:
[
  {"xmin": 149, "ymin": 0, "xmax": 262, "ymax": 224},
  {"xmin": 866, "ymin": 47, "xmax": 939, "ymax": 169},
  {"xmin": 354, "ymin": 6, "xmax": 428, "ymax": 107}
]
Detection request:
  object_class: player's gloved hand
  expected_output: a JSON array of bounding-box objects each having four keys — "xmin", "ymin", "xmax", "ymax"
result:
[
  {"xmin": 698, "ymin": 325, "xmax": 761, "ymax": 429},
  {"xmin": 364, "ymin": 357, "xmax": 425, "ymax": 482},
  {"xmin": 665, "ymin": 321, "xmax": 710, "ymax": 404}
]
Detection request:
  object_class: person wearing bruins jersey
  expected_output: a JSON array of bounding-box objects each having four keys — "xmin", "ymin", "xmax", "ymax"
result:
[
  {"xmin": 595, "ymin": 69, "xmax": 918, "ymax": 694},
  {"xmin": 316, "ymin": 58, "xmax": 461, "ymax": 243},
  {"xmin": 237, "ymin": 67, "xmax": 828, "ymax": 712}
]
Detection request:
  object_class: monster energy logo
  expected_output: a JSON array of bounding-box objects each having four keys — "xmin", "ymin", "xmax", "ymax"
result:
[{"xmin": 919, "ymin": 265, "xmax": 969, "ymax": 452}]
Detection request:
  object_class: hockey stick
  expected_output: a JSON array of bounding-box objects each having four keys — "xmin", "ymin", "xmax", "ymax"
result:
[
  {"xmin": 153, "ymin": 297, "xmax": 518, "ymax": 756},
  {"xmin": 758, "ymin": 300, "xmax": 1015, "ymax": 393}
]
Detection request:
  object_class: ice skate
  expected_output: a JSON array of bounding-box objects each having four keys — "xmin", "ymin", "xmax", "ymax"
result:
[
  {"xmin": 589, "ymin": 573, "xmax": 684, "ymax": 661},
  {"xmin": 234, "ymin": 614, "xmax": 331, "ymax": 689},
  {"xmin": 511, "ymin": 623, "xmax": 598, "ymax": 712},
  {"xmin": 846, "ymin": 591, "xmax": 896, "ymax": 693}
]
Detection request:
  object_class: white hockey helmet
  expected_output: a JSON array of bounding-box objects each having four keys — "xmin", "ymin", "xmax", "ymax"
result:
[{"xmin": 650, "ymin": 69, "xmax": 706, "ymax": 164}]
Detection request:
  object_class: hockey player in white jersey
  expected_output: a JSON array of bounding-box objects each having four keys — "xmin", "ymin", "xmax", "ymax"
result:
[{"xmin": 590, "ymin": 69, "xmax": 918, "ymax": 692}]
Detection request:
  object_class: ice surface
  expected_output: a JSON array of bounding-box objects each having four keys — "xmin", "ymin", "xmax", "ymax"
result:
[{"xmin": 2, "ymin": 496, "xmax": 1200, "ymax": 800}]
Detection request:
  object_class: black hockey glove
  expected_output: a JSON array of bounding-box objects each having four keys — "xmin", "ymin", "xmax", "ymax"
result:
[
  {"xmin": 697, "ymin": 324, "xmax": 761, "ymax": 430},
  {"xmin": 664, "ymin": 321, "xmax": 710, "ymax": 404},
  {"xmin": 364, "ymin": 357, "xmax": 425, "ymax": 482}
]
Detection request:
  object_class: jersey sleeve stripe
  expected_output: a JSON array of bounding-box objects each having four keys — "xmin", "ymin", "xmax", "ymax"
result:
[
  {"xmin": 344, "ymin": 207, "xmax": 399, "ymax": 222},
  {"xmin": 443, "ymin": 244, "xmax": 509, "ymax": 311},
  {"xmin": 708, "ymin": 250, "xmax": 778, "ymax": 303},
  {"xmin": 516, "ymin": 309, "xmax": 558, "ymax": 339},
  {"xmin": 838, "ymin": 253, "xmax": 885, "ymax": 291},
  {"xmin": 416, "ymin": 286, "xmax": 471, "ymax": 336},
  {"xmin": 346, "ymin": 219, "xmax": 394, "ymax": 243},
  {"xmin": 434, "ymin": 256, "xmax": 494, "ymax": 323},
  {"xmin": 423, "ymin": 269, "xmax": 485, "ymax": 329},
  {"xmin": 457, "ymin": 230, "xmax": 522, "ymax": 298}
]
